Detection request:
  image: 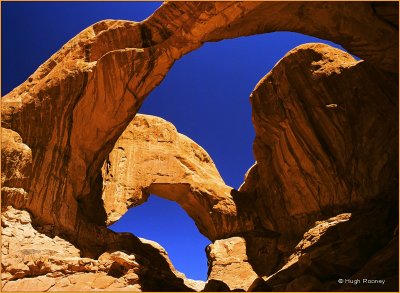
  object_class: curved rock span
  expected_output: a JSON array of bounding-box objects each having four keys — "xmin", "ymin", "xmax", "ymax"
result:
[
  {"xmin": 100, "ymin": 114, "xmax": 255, "ymax": 240},
  {"xmin": 1, "ymin": 2, "xmax": 397, "ymax": 240},
  {"xmin": 2, "ymin": 1, "xmax": 398, "ymax": 292}
]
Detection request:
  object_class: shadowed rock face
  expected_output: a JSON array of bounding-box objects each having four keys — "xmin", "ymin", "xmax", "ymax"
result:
[
  {"xmin": 249, "ymin": 200, "xmax": 398, "ymax": 292},
  {"xmin": 1, "ymin": 1, "xmax": 398, "ymax": 292},
  {"xmin": 244, "ymin": 43, "xmax": 398, "ymax": 243},
  {"xmin": 239, "ymin": 43, "xmax": 398, "ymax": 290}
]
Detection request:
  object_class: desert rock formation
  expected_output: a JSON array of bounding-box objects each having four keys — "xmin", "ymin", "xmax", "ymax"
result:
[
  {"xmin": 250, "ymin": 202, "xmax": 398, "ymax": 291},
  {"xmin": 1, "ymin": 0, "xmax": 397, "ymax": 247},
  {"xmin": 209, "ymin": 42, "xmax": 397, "ymax": 291},
  {"xmin": 242, "ymin": 43, "xmax": 398, "ymax": 291},
  {"xmin": 1, "ymin": 128, "xmax": 32, "ymax": 209},
  {"xmin": 101, "ymin": 114, "xmax": 255, "ymax": 240},
  {"xmin": 244, "ymin": 42, "xmax": 398, "ymax": 247},
  {"xmin": 1, "ymin": 206, "xmax": 204, "ymax": 291},
  {"xmin": 205, "ymin": 237, "xmax": 258, "ymax": 291},
  {"xmin": 2, "ymin": 1, "xmax": 398, "ymax": 292}
]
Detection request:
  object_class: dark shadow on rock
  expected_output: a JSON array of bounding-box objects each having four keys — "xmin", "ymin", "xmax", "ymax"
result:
[
  {"xmin": 230, "ymin": 188, "xmax": 282, "ymax": 277},
  {"xmin": 248, "ymin": 277, "xmax": 272, "ymax": 292},
  {"xmin": 203, "ymin": 279, "xmax": 233, "ymax": 292},
  {"xmin": 77, "ymin": 170, "xmax": 108, "ymax": 226},
  {"xmin": 104, "ymin": 231, "xmax": 195, "ymax": 292},
  {"xmin": 259, "ymin": 197, "xmax": 398, "ymax": 292}
]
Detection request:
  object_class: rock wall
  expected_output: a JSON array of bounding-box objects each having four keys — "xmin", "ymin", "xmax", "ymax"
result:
[
  {"xmin": 250, "ymin": 201, "xmax": 398, "ymax": 291},
  {"xmin": 205, "ymin": 237, "xmax": 258, "ymax": 291},
  {"xmin": 2, "ymin": 1, "xmax": 398, "ymax": 292},
  {"xmin": 244, "ymin": 42, "xmax": 398, "ymax": 245},
  {"xmin": 1, "ymin": 128, "xmax": 32, "ymax": 209},
  {"xmin": 240, "ymin": 43, "xmax": 398, "ymax": 291}
]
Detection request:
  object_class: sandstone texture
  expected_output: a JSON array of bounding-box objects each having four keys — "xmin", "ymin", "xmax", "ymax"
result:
[
  {"xmin": 242, "ymin": 43, "xmax": 398, "ymax": 291},
  {"xmin": 1, "ymin": 206, "xmax": 139, "ymax": 292},
  {"xmin": 101, "ymin": 114, "xmax": 254, "ymax": 240},
  {"xmin": 250, "ymin": 202, "xmax": 398, "ymax": 292},
  {"xmin": 1, "ymin": 206, "xmax": 203, "ymax": 292},
  {"xmin": 205, "ymin": 237, "xmax": 258, "ymax": 291},
  {"xmin": 1, "ymin": 1, "xmax": 398, "ymax": 292},
  {"xmin": 1, "ymin": 128, "xmax": 32, "ymax": 209},
  {"xmin": 244, "ymin": 42, "xmax": 398, "ymax": 244},
  {"xmin": 1, "ymin": 2, "xmax": 397, "ymax": 243}
]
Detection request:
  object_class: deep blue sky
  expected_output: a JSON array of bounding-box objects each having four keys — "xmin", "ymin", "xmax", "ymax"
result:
[{"xmin": 2, "ymin": 2, "xmax": 349, "ymax": 281}]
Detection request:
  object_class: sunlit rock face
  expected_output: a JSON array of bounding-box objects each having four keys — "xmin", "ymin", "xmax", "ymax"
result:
[
  {"xmin": 1, "ymin": 128, "xmax": 32, "ymax": 209},
  {"xmin": 101, "ymin": 114, "xmax": 255, "ymax": 240},
  {"xmin": 205, "ymin": 237, "xmax": 258, "ymax": 291},
  {"xmin": 1, "ymin": 206, "xmax": 203, "ymax": 292},
  {"xmin": 1, "ymin": 1, "xmax": 398, "ymax": 291}
]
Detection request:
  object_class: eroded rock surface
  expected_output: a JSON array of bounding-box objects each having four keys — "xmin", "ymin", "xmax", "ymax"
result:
[
  {"xmin": 1, "ymin": 1, "xmax": 398, "ymax": 292},
  {"xmin": 1, "ymin": 206, "xmax": 202, "ymax": 292},
  {"xmin": 239, "ymin": 43, "xmax": 398, "ymax": 290},
  {"xmin": 205, "ymin": 237, "xmax": 257, "ymax": 291},
  {"xmin": 1, "ymin": 206, "xmax": 139, "ymax": 291},
  {"xmin": 101, "ymin": 114, "xmax": 255, "ymax": 240},
  {"xmin": 249, "ymin": 201, "xmax": 398, "ymax": 291},
  {"xmin": 1, "ymin": 128, "xmax": 32, "ymax": 209},
  {"xmin": 1, "ymin": 2, "xmax": 397, "ymax": 246},
  {"xmin": 242, "ymin": 42, "xmax": 398, "ymax": 251}
]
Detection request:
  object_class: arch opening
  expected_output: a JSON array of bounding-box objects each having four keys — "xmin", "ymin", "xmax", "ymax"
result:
[
  {"xmin": 109, "ymin": 194, "xmax": 211, "ymax": 281},
  {"xmin": 104, "ymin": 31, "xmax": 361, "ymax": 283},
  {"xmin": 139, "ymin": 30, "xmax": 359, "ymax": 190},
  {"xmin": 0, "ymin": 1, "xmax": 396, "ymax": 290}
]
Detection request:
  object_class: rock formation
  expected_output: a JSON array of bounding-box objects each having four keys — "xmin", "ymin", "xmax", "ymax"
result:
[
  {"xmin": 1, "ymin": 2, "xmax": 397, "ymax": 244},
  {"xmin": 242, "ymin": 43, "xmax": 398, "ymax": 291},
  {"xmin": 1, "ymin": 206, "xmax": 204, "ymax": 291},
  {"xmin": 205, "ymin": 42, "xmax": 398, "ymax": 291},
  {"xmin": 243, "ymin": 42, "xmax": 398, "ymax": 247},
  {"xmin": 205, "ymin": 237, "xmax": 258, "ymax": 291},
  {"xmin": 1, "ymin": 1, "xmax": 398, "ymax": 292},
  {"xmin": 250, "ymin": 202, "xmax": 398, "ymax": 291},
  {"xmin": 101, "ymin": 114, "xmax": 255, "ymax": 240},
  {"xmin": 1, "ymin": 128, "xmax": 32, "ymax": 209}
]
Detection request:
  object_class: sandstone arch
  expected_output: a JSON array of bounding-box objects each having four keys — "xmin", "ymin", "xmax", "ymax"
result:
[
  {"xmin": 100, "ymin": 114, "xmax": 255, "ymax": 240},
  {"xmin": 2, "ymin": 2, "xmax": 398, "ymax": 291},
  {"xmin": 1, "ymin": 3, "xmax": 397, "ymax": 245},
  {"xmin": 92, "ymin": 43, "xmax": 398, "ymax": 290}
]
